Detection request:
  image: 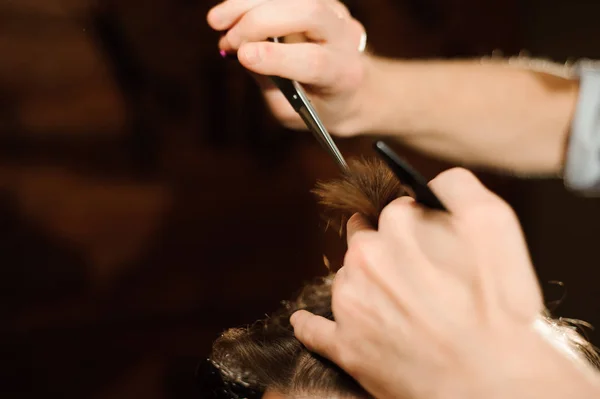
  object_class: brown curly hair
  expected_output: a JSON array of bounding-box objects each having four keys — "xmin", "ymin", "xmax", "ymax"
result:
[{"xmin": 209, "ymin": 157, "xmax": 598, "ymax": 398}]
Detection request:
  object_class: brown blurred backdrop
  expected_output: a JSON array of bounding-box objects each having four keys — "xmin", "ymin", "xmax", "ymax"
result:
[{"xmin": 0, "ymin": 0, "xmax": 598, "ymax": 398}]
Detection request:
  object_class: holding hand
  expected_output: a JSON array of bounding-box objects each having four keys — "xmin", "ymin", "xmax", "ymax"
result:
[
  {"xmin": 206, "ymin": 0, "xmax": 369, "ymax": 135},
  {"xmin": 291, "ymin": 168, "xmax": 595, "ymax": 399}
]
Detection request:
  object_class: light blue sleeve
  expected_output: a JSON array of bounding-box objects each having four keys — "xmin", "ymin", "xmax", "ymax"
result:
[{"xmin": 563, "ymin": 61, "xmax": 600, "ymax": 195}]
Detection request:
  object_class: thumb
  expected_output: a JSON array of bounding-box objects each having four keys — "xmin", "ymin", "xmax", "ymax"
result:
[{"xmin": 290, "ymin": 310, "xmax": 338, "ymax": 360}]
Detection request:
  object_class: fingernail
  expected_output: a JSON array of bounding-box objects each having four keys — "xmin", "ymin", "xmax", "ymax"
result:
[
  {"xmin": 219, "ymin": 49, "xmax": 237, "ymax": 60},
  {"xmin": 241, "ymin": 44, "xmax": 261, "ymax": 65},
  {"xmin": 290, "ymin": 312, "xmax": 299, "ymax": 327},
  {"xmin": 208, "ymin": 9, "xmax": 222, "ymax": 27}
]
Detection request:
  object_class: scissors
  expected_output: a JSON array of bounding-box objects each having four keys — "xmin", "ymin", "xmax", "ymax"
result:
[
  {"xmin": 198, "ymin": 41, "xmax": 448, "ymax": 398},
  {"xmin": 264, "ymin": 38, "xmax": 447, "ymax": 212},
  {"xmin": 266, "ymin": 37, "xmax": 349, "ymax": 170}
]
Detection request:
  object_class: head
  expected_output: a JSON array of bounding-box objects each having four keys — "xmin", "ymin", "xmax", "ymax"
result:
[{"xmin": 206, "ymin": 158, "xmax": 598, "ymax": 399}]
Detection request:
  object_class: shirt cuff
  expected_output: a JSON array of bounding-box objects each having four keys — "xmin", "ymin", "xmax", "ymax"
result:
[{"xmin": 564, "ymin": 60, "xmax": 600, "ymax": 195}]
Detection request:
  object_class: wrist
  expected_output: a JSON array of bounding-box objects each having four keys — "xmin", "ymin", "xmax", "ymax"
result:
[
  {"xmin": 333, "ymin": 54, "xmax": 392, "ymax": 137},
  {"xmin": 336, "ymin": 56, "xmax": 430, "ymax": 139},
  {"xmin": 437, "ymin": 326, "xmax": 600, "ymax": 399}
]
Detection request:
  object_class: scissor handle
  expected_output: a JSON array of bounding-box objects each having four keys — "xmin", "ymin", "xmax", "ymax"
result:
[
  {"xmin": 266, "ymin": 38, "xmax": 306, "ymax": 113},
  {"xmin": 373, "ymin": 141, "xmax": 448, "ymax": 212},
  {"xmin": 269, "ymin": 75, "xmax": 306, "ymax": 112}
]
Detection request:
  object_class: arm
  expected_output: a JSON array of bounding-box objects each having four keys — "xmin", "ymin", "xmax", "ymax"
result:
[
  {"xmin": 291, "ymin": 168, "xmax": 600, "ymax": 399},
  {"xmin": 352, "ymin": 56, "xmax": 580, "ymax": 176},
  {"xmin": 473, "ymin": 329, "xmax": 600, "ymax": 399},
  {"xmin": 207, "ymin": 0, "xmax": 600, "ymax": 190}
]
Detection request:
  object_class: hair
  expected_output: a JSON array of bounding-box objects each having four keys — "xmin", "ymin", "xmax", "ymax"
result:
[
  {"xmin": 312, "ymin": 158, "xmax": 407, "ymax": 230},
  {"xmin": 209, "ymin": 157, "xmax": 599, "ymax": 398}
]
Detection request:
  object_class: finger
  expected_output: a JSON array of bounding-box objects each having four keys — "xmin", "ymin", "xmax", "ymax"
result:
[
  {"xmin": 238, "ymin": 41, "xmax": 357, "ymax": 89},
  {"xmin": 331, "ymin": 265, "xmax": 347, "ymax": 293},
  {"xmin": 238, "ymin": 0, "xmax": 351, "ymax": 44},
  {"xmin": 375, "ymin": 196, "xmax": 438, "ymax": 277},
  {"xmin": 206, "ymin": 0, "xmax": 270, "ymax": 32},
  {"xmin": 221, "ymin": 0, "xmax": 347, "ymax": 51},
  {"xmin": 427, "ymin": 167, "xmax": 496, "ymax": 213},
  {"xmin": 207, "ymin": 0, "xmax": 350, "ymax": 32},
  {"xmin": 346, "ymin": 213, "xmax": 373, "ymax": 245},
  {"xmin": 269, "ymin": 18, "xmax": 364, "ymax": 53},
  {"xmin": 325, "ymin": 0, "xmax": 351, "ymax": 19},
  {"xmin": 321, "ymin": 0, "xmax": 367, "ymax": 53},
  {"xmin": 341, "ymin": 229, "xmax": 425, "ymax": 318},
  {"xmin": 290, "ymin": 310, "xmax": 338, "ymax": 360},
  {"xmin": 249, "ymin": 72, "xmax": 304, "ymax": 126},
  {"xmin": 377, "ymin": 196, "xmax": 418, "ymax": 237}
]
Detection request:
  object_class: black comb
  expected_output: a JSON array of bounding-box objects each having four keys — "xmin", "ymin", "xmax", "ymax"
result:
[{"xmin": 373, "ymin": 141, "xmax": 448, "ymax": 212}]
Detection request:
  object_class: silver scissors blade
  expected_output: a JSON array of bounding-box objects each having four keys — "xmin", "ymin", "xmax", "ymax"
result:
[
  {"xmin": 268, "ymin": 38, "xmax": 349, "ymax": 171},
  {"xmin": 294, "ymin": 83, "xmax": 349, "ymax": 170}
]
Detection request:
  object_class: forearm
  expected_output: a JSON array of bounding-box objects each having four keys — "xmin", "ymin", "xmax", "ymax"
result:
[
  {"xmin": 354, "ymin": 56, "xmax": 579, "ymax": 175},
  {"xmin": 487, "ymin": 341, "xmax": 600, "ymax": 399},
  {"xmin": 442, "ymin": 329, "xmax": 600, "ymax": 399}
]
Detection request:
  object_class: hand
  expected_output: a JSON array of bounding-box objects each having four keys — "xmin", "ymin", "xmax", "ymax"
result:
[
  {"xmin": 290, "ymin": 168, "xmax": 553, "ymax": 399},
  {"xmin": 206, "ymin": 0, "xmax": 369, "ymax": 136}
]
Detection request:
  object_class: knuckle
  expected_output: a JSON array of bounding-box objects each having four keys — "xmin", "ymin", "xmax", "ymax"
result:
[
  {"xmin": 334, "ymin": 345, "xmax": 359, "ymax": 373},
  {"xmin": 353, "ymin": 19, "xmax": 366, "ymax": 35},
  {"xmin": 331, "ymin": 276, "xmax": 360, "ymax": 317},
  {"xmin": 330, "ymin": 267, "xmax": 347, "ymax": 297},
  {"xmin": 348, "ymin": 19, "xmax": 366, "ymax": 44},
  {"xmin": 344, "ymin": 232, "xmax": 377, "ymax": 266},
  {"xmin": 305, "ymin": 47, "xmax": 328, "ymax": 82},
  {"xmin": 435, "ymin": 167, "xmax": 478, "ymax": 186},
  {"xmin": 464, "ymin": 197, "xmax": 517, "ymax": 231},
  {"xmin": 224, "ymin": 28, "xmax": 240, "ymax": 48},
  {"xmin": 332, "ymin": 287, "xmax": 354, "ymax": 314},
  {"xmin": 241, "ymin": 8, "xmax": 261, "ymax": 32},
  {"xmin": 378, "ymin": 197, "xmax": 413, "ymax": 229},
  {"xmin": 344, "ymin": 233, "xmax": 386, "ymax": 278},
  {"xmin": 303, "ymin": 0, "xmax": 328, "ymax": 19},
  {"xmin": 337, "ymin": 2, "xmax": 351, "ymax": 18}
]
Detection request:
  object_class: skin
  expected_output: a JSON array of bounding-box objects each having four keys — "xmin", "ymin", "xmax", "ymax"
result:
[
  {"xmin": 207, "ymin": 1, "xmax": 600, "ymax": 398},
  {"xmin": 291, "ymin": 168, "xmax": 600, "ymax": 399},
  {"xmin": 207, "ymin": 0, "xmax": 579, "ymax": 175}
]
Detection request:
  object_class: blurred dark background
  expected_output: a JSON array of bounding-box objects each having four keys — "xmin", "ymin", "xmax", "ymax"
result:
[{"xmin": 0, "ymin": 0, "xmax": 599, "ymax": 397}]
